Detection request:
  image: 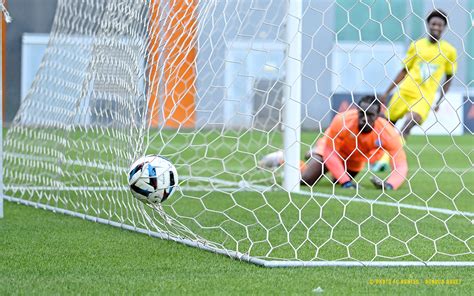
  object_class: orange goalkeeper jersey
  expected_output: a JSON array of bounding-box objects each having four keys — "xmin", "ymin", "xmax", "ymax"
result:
[{"xmin": 316, "ymin": 109, "xmax": 407, "ymax": 189}]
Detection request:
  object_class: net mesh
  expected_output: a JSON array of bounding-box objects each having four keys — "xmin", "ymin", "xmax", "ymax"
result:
[{"xmin": 4, "ymin": 0, "xmax": 473, "ymax": 265}]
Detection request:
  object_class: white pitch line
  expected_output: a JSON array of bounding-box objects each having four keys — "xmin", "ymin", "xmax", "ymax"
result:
[
  {"xmin": 4, "ymin": 152, "xmax": 128, "ymax": 171},
  {"xmin": 4, "ymin": 152, "xmax": 472, "ymax": 174},
  {"xmin": 189, "ymin": 176, "xmax": 474, "ymax": 218},
  {"xmin": 5, "ymin": 185, "xmax": 129, "ymax": 191},
  {"xmin": 7, "ymin": 175, "xmax": 474, "ymax": 218},
  {"xmin": 412, "ymin": 168, "xmax": 472, "ymax": 174},
  {"xmin": 297, "ymin": 189, "xmax": 474, "ymax": 218}
]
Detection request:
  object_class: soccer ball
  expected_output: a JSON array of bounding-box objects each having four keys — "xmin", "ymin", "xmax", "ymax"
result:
[{"xmin": 128, "ymin": 155, "xmax": 178, "ymax": 204}]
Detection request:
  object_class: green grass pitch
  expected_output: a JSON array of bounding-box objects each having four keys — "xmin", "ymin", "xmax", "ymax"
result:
[
  {"xmin": 1, "ymin": 130, "xmax": 473, "ymax": 293},
  {"xmin": 1, "ymin": 202, "xmax": 473, "ymax": 294}
]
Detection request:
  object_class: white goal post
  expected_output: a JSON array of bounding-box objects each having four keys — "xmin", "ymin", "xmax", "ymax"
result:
[
  {"xmin": 0, "ymin": 10, "xmax": 3, "ymax": 220},
  {"xmin": 283, "ymin": 0, "xmax": 302, "ymax": 192},
  {"xmin": 3, "ymin": 0, "xmax": 474, "ymax": 267},
  {"xmin": 0, "ymin": 0, "xmax": 10, "ymax": 219}
]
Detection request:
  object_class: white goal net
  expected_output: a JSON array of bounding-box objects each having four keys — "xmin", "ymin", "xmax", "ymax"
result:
[{"xmin": 4, "ymin": 0, "xmax": 473, "ymax": 266}]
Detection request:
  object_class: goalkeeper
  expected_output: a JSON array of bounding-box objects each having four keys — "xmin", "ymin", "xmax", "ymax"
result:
[
  {"xmin": 373, "ymin": 9, "xmax": 457, "ymax": 172},
  {"xmin": 259, "ymin": 96, "xmax": 408, "ymax": 190}
]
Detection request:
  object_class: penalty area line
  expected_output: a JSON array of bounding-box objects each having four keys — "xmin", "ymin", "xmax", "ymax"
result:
[
  {"xmin": 5, "ymin": 176, "xmax": 474, "ymax": 218},
  {"xmin": 297, "ymin": 189, "xmax": 474, "ymax": 218},
  {"xmin": 198, "ymin": 176, "xmax": 474, "ymax": 218}
]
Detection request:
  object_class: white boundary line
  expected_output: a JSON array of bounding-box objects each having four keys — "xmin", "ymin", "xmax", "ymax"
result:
[
  {"xmin": 297, "ymin": 189, "xmax": 474, "ymax": 218},
  {"xmin": 4, "ymin": 152, "xmax": 472, "ymax": 174},
  {"xmin": 5, "ymin": 174, "xmax": 474, "ymax": 218},
  {"xmin": 4, "ymin": 195, "xmax": 474, "ymax": 267},
  {"xmin": 4, "ymin": 152, "xmax": 126, "ymax": 171},
  {"xmin": 187, "ymin": 177, "xmax": 474, "ymax": 217},
  {"xmin": 222, "ymin": 179, "xmax": 474, "ymax": 218},
  {"xmin": 5, "ymin": 185, "xmax": 129, "ymax": 191}
]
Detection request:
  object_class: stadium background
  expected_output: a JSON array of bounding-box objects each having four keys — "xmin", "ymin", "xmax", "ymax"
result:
[{"xmin": 6, "ymin": 0, "xmax": 474, "ymax": 132}]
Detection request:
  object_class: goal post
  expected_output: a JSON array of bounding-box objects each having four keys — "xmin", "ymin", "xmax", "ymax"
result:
[
  {"xmin": 283, "ymin": 0, "xmax": 302, "ymax": 192},
  {"xmin": 3, "ymin": 0, "xmax": 474, "ymax": 266},
  {"xmin": 0, "ymin": 0, "xmax": 10, "ymax": 219},
  {"xmin": 0, "ymin": 7, "xmax": 3, "ymax": 219}
]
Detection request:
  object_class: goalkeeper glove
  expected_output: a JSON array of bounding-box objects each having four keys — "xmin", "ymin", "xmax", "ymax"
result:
[
  {"xmin": 341, "ymin": 181, "xmax": 356, "ymax": 189},
  {"xmin": 370, "ymin": 176, "xmax": 393, "ymax": 190}
]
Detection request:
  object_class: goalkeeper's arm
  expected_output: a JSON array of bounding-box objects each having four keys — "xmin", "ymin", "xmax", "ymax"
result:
[
  {"xmin": 374, "ymin": 133, "xmax": 408, "ymax": 190},
  {"xmin": 319, "ymin": 114, "xmax": 355, "ymax": 188},
  {"xmin": 386, "ymin": 149, "xmax": 408, "ymax": 190}
]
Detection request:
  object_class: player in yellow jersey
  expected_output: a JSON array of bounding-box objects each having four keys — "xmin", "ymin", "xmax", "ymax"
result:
[{"xmin": 372, "ymin": 9, "xmax": 457, "ymax": 172}]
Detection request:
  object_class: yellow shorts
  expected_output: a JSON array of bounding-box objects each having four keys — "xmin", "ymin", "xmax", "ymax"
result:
[{"xmin": 386, "ymin": 91, "xmax": 434, "ymax": 123}]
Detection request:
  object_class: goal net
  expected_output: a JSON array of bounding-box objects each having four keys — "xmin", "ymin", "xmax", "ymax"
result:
[{"xmin": 4, "ymin": 0, "xmax": 473, "ymax": 266}]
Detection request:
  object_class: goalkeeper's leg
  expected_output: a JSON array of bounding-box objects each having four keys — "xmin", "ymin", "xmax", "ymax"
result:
[
  {"xmin": 258, "ymin": 150, "xmax": 284, "ymax": 169},
  {"xmin": 303, "ymin": 155, "xmax": 361, "ymax": 187},
  {"xmin": 300, "ymin": 154, "xmax": 325, "ymax": 186},
  {"xmin": 259, "ymin": 150, "xmax": 325, "ymax": 186},
  {"xmin": 259, "ymin": 151, "xmax": 362, "ymax": 187}
]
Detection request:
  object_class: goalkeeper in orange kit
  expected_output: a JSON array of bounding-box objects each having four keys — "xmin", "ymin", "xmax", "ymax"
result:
[{"xmin": 259, "ymin": 96, "xmax": 408, "ymax": 190}]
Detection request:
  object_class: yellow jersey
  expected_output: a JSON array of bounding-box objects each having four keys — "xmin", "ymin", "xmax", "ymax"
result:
[{"xmin": 398, "ymin": 38, "xmax": 457, "ymax": 103}]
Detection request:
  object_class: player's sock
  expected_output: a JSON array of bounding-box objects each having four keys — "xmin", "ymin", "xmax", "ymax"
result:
[
  {"xmin": 258, "ymin": 150, "xmax": 284, "ymax": 169},
  {"xmin": 259, "ymin": 151, "xmax": 307, "ymax": 173}
]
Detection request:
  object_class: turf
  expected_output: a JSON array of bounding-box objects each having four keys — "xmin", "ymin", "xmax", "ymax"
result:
[
  {"xmin": 1, "ymin": 202, "xmax": 472, "ymax": 295},
  {"xmin": 1, "ymin": 130, "xmax": 473, "ymax": 293}
]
